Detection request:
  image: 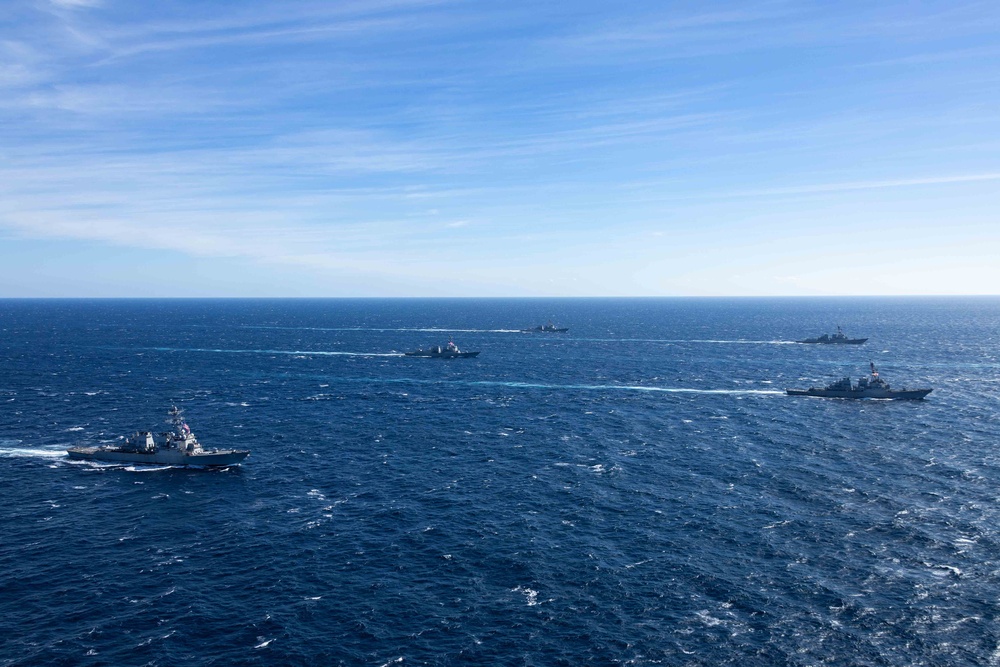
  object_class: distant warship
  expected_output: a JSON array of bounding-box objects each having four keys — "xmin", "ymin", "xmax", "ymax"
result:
[
  {"xmin": 404, "ymin": 340, "xmax": 480, "ymax": 358},
  {"xmin": 67, "ymin": 407, "xmax": 250, "ymax": 466},
  {"xmin": 522, "ymin": 322, "xmax": 568, "ymax": 333},
  {"xmin": 786, "ymin": 362, "xmax": 932, "ymax": 400},
  {"xmin": 798, "ymin": 326, "xmax": 867, "ymax": 344}
]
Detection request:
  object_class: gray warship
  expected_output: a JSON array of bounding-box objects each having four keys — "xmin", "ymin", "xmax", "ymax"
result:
[
  {"xmin": 404, "ymin": 340, "xmax": 480, "ymax": 358},
  {"xmin": 786, "ymin": 362, "xmax": 932, "ymax": 400},
  {"xmin": 798, "ymin": 326, "xmax": 867, "ymax": 344},
  {"xmin": 67, "ymin": 406, "xmax": 250, "ymax": 466},
  {"xmin": 522, "ymin": 322, "xmax": 568, "ymax": 333}
]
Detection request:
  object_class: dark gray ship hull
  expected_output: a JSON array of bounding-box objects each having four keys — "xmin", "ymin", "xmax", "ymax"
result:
[
  {"xmin": 404, "ymin": 351, "xmax": 480, "ymax": 358},
  {"xmin": 67, "ymin": 447, "xmax": 250, "ymax": 466},
  {"xmin": 797, "ymin": 338, "xmax": 868, "ymax": 344},
  {"xmin": 786, "ymin": 388, "xmax": 931, "ymax": 400}
]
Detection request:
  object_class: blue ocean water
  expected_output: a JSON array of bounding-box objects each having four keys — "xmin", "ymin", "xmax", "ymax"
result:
[{"xmin": 1, "ymin": 297, "xmax": 998, "ymax": 666}]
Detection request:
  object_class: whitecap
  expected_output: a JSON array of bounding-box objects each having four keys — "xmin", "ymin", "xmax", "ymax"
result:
[
  {"xmin": 695, "ymin": 610, "xmax": 723, "ymax": 627},
  {"xmin": 512, "ymin": 585, "xmax": 542, "ymax": 606}
]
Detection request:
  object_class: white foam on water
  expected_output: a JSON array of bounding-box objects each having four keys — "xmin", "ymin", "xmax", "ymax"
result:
[
  {"xmin": 695, "ymin": 609, "xmax": 724, "ymax": 627},
  {"xmin": 512, "ymin": 585, "xmax": 541, "ymax": 606},
  {"xmin": 0, "ymin": 446, "xmax": 66, "ymax": 459},
  {"xmin": 580, "ymin": 337, "xmax": 800, "ymax": 345},
  {"xmin": 463, "ymin": 379, "xmax": 783, "ymax": 396},
  {"xmin": 926, "ymin": 563, "xmax": 962, "ymax": 577},
  {"xmin": 148, "ymin": 346, "xmax": 404, "ymax": 358},
  {"xmin": 65, "ymin": 458, "xmax": 114, "ymax": 468}
]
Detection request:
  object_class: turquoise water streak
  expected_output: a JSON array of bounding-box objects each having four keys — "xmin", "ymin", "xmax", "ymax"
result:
[{"xmin": 1, "ymin": 298, "xmax": 998, "ymax": 665}]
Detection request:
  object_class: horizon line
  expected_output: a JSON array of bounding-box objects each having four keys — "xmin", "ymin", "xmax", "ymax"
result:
[{"xmin": 1, "ymin": 294, "xmax": 998, "ymax": 300}]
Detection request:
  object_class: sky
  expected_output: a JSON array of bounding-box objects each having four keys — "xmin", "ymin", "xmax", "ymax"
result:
[{"xmin": 1, "ymin": 0, "xmax": 999, "ymax": 297}]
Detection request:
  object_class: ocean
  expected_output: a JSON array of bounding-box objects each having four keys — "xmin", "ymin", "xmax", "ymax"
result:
[{"xmin": 1, "ymin": 297, "xmax": 998, "ymax": 666}]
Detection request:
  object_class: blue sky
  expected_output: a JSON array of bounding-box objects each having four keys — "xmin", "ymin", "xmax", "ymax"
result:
[{"xmin": 2, "ymin": 0, "xmax": 998, "ymax": 297}]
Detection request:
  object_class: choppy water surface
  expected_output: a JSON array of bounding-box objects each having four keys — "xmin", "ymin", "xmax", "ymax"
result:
[{"xmin": 1, "ymin": 297, "xmax": 998, "ymax": 665}]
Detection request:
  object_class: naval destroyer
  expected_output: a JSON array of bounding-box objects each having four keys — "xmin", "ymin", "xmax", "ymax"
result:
[
  {"xmin": 404, "ymin": 340, "xmax": 480, "ymax": 358},
  {"xmin": 67, "ymin": 407, "xmax": 250, "ymax": 466},
  {"xmin": 786, "ymin": 362, "xmax": 932, "ymax": 400},
  {"xmin": 797, "ymin": 326, "xmax": 867, "ymax": 345},
  {"xmin": 522, "ymin": 322, "xmax": 568, "ymax": 333}
]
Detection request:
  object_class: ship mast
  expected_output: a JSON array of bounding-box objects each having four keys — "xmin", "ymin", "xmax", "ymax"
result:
[{"xmin": 167, "ymin": 406, "xmax": 186, "ymax": 435}]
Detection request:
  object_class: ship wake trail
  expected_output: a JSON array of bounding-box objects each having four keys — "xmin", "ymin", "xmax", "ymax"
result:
[
  {"xmin": 342, "ymin": 377, "xmax": 783, "ymax": 396},
  {"xmin": 471, "ymin": 381, "xmax": 784, "ymax": 396},
  {"xmin": 143, "ymin": 347, "xmax": 404, "ymax": 357},
  {"xmin": 239, "ymin": 325, "xmax": 522, "ymax": 333},
  {"xmin": 0, "ymin": 446, "xmax": 67, "ymax": 459},
  {"xmin": 577, "ymin": 338, "xmax": 798, "ymax": 345}
]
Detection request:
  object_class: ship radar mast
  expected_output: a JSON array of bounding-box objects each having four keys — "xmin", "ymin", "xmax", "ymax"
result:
[{"xmin": 166, "ymin": 405, "xmax": 188, "ymax": 434}]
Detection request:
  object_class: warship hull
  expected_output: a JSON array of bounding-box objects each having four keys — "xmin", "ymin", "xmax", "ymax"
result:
[
  {"xmin": 785, "ymin": 388, "xmax": 931, "ymax": 400},
  {"xmin": 404, "ymin": 351, "xmax": 480, "ymax": 358},
  {"xmin": 67, "ymin": 446, "xmax": 250, "ymax": 466},
  {"xmin": 797, "ymin": 338, "xmax": 867, "ymax": 344}
]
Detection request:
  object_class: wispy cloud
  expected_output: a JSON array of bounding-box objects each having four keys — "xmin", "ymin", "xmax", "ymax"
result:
[
  {"xmin": 860, "ymin": 45, "xmax": 1000, "ymax": 68},
  {"xmin": 49, "ymin": 0, "xmax": 103, "ymax": 9},
  {"xmin": 537, "ymin": 4, "xmax": 819, "ymax": 62},
  {"xmin": 2, "ymin": 1, "xmax": 999, "ymax": 295},
  {"xmin": 47, "ymin": 0, "xmax": 466, "ymax": 64},
  {"xmin": 727, "ymin": 173, "xmax": 1000, "ymax": 198}
]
